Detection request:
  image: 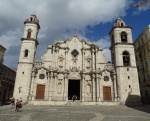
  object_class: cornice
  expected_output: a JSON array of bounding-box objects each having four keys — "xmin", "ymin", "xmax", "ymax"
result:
[
  {"xmin": 109, "ymin": 26, "xmax": 132, "ymax": 35},
  {"xmin": 21, "ymin": 38, "xmax": 39, "ymax": 45},
  {"xmin": 109, "ymin": 42, "xmax": 133, "ymax": 50}
]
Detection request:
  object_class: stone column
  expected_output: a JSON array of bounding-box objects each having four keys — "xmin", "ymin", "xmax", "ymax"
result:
[
  {"xmin": 52, "ymin": 47, "xmax": 56, "ymax": 68},
  {"xmin": 92, "ymin": 74, "xmax": 96, "ymax": 101},
  {"xmin": 92, "ymin": 48, "xmax": 95, "ymax": 71},
  {"xmin": 44, "ymin": 71, "xmax": 48, "ymax": 100},
  {"xmin": 48, "ymin": 72, "xmax": 53, "ymax": 101},
  {"xmin": 32, "ymin": 74, "xmax": 37, "ymax": 100},
  {"xmin": 56, "ymin": 48, "xmax": 59, "ymax": 68},
  {"xmin": 82, "ymin": 49, "xmax": 85, "ymax": 71},
  {"xmin": 64, "ymin": 74, "xmax": 68, "ymax": 101},
  {"xmin": 30, "ymin": 71, "xmax": 35, "ymax": 101},
  {"xmin": 113, "ymin": 73, "xmax": 119, "ymax": 101},
  {"xmin": 96, "ymin": 74, "xmax": 100, "ymax": 101},
  {"xmin": 65, "ymin": 50, "xmax": 67, "ymax": 69},
  {"xmin": 54, "ymin": 73, "xmax": 58, "ymax": 98},
  {"xmin": 62, "ymin": 76, "xmax": 65, "ymax": 101},
  {"xmin": 50, "ymin": 72, "xmax": 54, "ymax": 100},
  {"xmin": 65, "ymin": 49, "xmax": 69, "ymax": 70},
  {"xmin": 95, "ymin": 49, "xmax": 98, "ymax": 69},
  {"xmin": 82, "ymin": 74, "xmax": 85, "ymax": 102}
]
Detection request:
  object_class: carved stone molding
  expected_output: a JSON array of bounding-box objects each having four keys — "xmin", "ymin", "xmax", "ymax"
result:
[
  {"xmin": 58, "ymin": 54, "xmax": 64, "ymax": 61},
  {"xmin": 69, "ymin": 67, "xmax": 80, "ymax": 72},
  {"xmin": 85, "ymin": 55, "xmax": 91, "ymax": 61}
]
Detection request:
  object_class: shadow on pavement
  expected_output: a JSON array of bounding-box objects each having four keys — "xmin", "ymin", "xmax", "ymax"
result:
[{"xmin": 125, "ymin": 94, "xmax": 150, "ymax": 114}]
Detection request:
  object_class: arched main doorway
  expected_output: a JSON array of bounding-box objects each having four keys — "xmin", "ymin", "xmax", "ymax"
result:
[{"xmin": 68, "ymin": 80, "xmax": 80, "ymax": 100}]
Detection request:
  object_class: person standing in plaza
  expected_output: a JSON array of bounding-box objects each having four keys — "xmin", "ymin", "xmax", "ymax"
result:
[
  {"xmin": 10, "ymin": 97, "xmax": 15, "ymax": 109},
  {"xmin": 15, "ymin": 98, "xmax": 22, "ymax": 111}
]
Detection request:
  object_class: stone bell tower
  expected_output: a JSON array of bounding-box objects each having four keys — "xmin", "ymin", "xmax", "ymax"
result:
[
  {"xmin": 109, "ymin": 18, "xmax": 141, "ymax": 105},
  {"xmin": 13, "ymin": 14, "xmax": 40, "ymax": 102}
]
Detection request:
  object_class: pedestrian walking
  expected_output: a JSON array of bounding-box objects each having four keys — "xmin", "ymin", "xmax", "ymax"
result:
[
  {"xmin": 10, "ymin": 97, "xmax": 15, "ymax": 109},
  {"xmin": 15, "ymin": 99, "xmax": 22, "ymax": 112}
]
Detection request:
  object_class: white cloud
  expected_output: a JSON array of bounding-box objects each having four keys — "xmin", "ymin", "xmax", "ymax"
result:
[
  {"xmin": 96, "ymin": 36, "xmax": 110, "ymax": 49},
  {"xmin": 96, "ymin": 36, "xmax": 111, "ymax": 61},
  {"xmin": 102, "ymin": 49, "xmax": 111, "ymax": 61},
  {"xmin": 0, "ymin": 0, "xmax": 130, "ymax": 69}
]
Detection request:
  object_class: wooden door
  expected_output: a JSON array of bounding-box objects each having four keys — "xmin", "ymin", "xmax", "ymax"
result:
[
  {"xmin": 36, "ymin": 85, "xmax": 45, "ymax": 99},
  {"xmin": 103, "ymin": 86, "xmax": 112, "ymax": 101}
]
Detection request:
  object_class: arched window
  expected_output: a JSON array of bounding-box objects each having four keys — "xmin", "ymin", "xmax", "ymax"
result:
[
  {"xmin": 30, "ymin": 17, "xmax": 33, "ymax": 21},
  {"xmin": 122, "ymin": 51, "xmax": 130, "ymax": 66},
  {"xmin": 121, "ymin": 32, "xmax": 127, "ymax": 43},
  {"xmin": 121, "ymin": 23, "xmax": 124, "ymax": 27},
  {"xmin": 24, "ymin": 49, "xmax": 28, "ymax": 57},
  {"xmin": 27, "ymin": 29, "xmax": 32, "ymax": 38}
]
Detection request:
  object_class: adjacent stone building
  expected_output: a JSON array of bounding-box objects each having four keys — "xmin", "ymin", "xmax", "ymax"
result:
[
  {"xmin": 13, "ymin": 15, "xmax": 141, "ymax": 105},
  {"xmin": 0, "ymin": 45, "xmax": 16, "ymax": 105},
  {"xmin": 134, "ymin": 25, "xmax": 150, "ymax": 103}
]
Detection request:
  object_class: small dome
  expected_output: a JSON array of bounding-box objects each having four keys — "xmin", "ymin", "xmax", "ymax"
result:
[
  {"xmin": 113, "ymin": 18, "xmax": 126, "ymax": 27},
  {"xmin": 24, "ymin": 14, "xmax": 40, "ymax": 29}
]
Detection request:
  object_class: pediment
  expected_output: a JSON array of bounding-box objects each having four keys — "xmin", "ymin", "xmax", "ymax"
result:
[
  {"xmin": 33, "ymin": 66, "xmax": 49, "ymax": 72},
  {"xmin": 50, "ymin": 35, "xmax": 101, "ymax": 50}
]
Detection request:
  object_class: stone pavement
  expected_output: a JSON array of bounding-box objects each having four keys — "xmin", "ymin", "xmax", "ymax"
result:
[{"xmin": 0, "ymin": 104, "xmax": 150, "ymax": 121}]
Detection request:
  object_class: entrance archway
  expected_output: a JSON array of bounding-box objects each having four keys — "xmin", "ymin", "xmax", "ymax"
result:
[{"xmin": 68, "ymin": 80, "xmax": 80, "ymax": 100}]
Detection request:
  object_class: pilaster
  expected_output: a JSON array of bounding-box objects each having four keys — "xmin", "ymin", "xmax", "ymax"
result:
[
  {"xmin": 92, "ymin": 74, "xmax": 96, "ymax": 101},
  {"xmin": 64, "ymin": 74, "xmax": 68, "ymax": 101},
  {"xmin": 81, "ymin": 74, "xmax": 85, "ymax": 102}
]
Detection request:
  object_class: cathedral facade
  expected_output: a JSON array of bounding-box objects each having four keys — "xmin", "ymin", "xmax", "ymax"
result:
[{"xmin": 13, "ymin": 14, "xmax": 141, "ymax": 105}]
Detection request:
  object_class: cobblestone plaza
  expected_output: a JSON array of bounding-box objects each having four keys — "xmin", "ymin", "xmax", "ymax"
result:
[{"xmin": 0, "ymin": 105, "xmax": 150, "ymax": 121}]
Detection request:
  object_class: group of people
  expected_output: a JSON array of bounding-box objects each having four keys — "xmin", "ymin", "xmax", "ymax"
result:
[
  {"xmin": 10, "ymin": 97, "xmax": 22, "ymax": 111},
  {"xmin": 72, "ymin": 95, "xmax": 77, "ymax": 102}
]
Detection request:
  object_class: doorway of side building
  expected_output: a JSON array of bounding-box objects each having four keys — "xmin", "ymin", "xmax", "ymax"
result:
[
  {"xmin": 103, "ymin": 86, "xmax": 112, "ymax": 101},
  {"xmin": 68, "ymin": 80, "xmax": 80, "ymax": 100},
  {"xmin": 36, "ymin": 85, "xmax": 45, "ymax": 99}
]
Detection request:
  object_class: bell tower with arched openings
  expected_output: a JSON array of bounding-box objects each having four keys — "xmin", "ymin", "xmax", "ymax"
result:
[
  {"xmin": 109, "ymin": 18, "xmax": 141, "ymax": 105},
  {"xmin": 13, "ymin": 14, "xmax": 40, "ymax": 102}
]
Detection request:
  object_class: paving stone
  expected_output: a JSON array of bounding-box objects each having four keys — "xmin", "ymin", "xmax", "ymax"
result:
[{"xmin": 0, "ymin": 105, "xmax": 150, "ymax": 121}]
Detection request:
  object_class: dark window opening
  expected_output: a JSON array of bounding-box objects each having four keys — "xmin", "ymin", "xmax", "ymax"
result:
[
  {"xmin": 121, "ymin": 32, "xmax": 127, "ymax": 43},
  {"xmin": 104, "ymin": 76, "xmax": 109, "ymax": 81},
  {"xmin": 129, "ymin": 85, "xmax": 131, "ymax": 88},
  {"xmin": 123, "ymin": 51, "xmax": 130, "ymax": 66},
  {"xmin": 128, "ymin": 76, "xmax": 130, "ymax": 79},
  {"xmin": 121, "ymin": 23, "xmax": 124, "ymax": 26},
  {"xmin": 39, "ymin": 74, "xmax": 45, "ymax": 79},
  {"xmin": 27, "ymin": 29, "xmax": 32, "ymax": 38},
  {"xmin": 71, "ymin": 49, "xmax": 79, "ymax": 58},
  {"xmin": 24, "ymin": 50, "xmax": 28, "ymax": 57},
  {"xmin": 30, "ymin": 17, "xmax": 33, "ymax": 21}
]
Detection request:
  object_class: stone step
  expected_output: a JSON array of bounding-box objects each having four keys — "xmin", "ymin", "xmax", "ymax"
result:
[{"xmin": 66, "ymin": 100, "xmax": 81, "ymax": 106}]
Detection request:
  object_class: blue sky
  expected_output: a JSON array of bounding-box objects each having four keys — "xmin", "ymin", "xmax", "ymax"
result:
[
  {"xmin": 86, "ymin": 3, "xmax": 150, "ymax": 41},
  {"xmin": 0, "ymin": 0, "xmax": 150, "ymax": 70}
]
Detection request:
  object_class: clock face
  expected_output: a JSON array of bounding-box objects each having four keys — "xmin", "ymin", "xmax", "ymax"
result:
[{"xmin": 71, "ymin": 49, "xmax": 79, "ymax": 57}]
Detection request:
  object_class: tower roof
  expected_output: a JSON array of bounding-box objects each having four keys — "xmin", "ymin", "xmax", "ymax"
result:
[
  {"xmin": 24, "ymin": 14, "xmax": 40, "ymax": 29},
  {"xmin": 113, "ymin": 18, "xmax": 126, "ymax": 27},
  {"xmin": 109, "ymin": 18, "xmax": 131, "ymax": 34}
]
